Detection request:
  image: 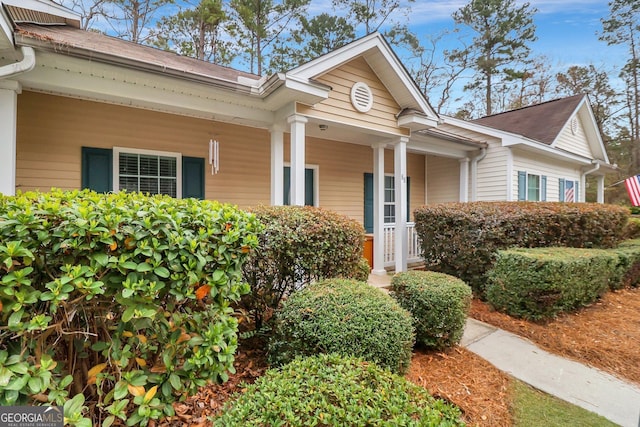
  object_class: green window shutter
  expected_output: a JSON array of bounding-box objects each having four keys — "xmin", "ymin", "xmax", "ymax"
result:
[
  {"xmin": 81, "ymin": 147, "xmax": 112, "ymax": 193},
  {"xmin": 283, "ymin": 166, "xmax": 291, "ymax": 205},
  {"xmin": 284, "ymin": 167, "xmax": 314, "ymax": 206},
  {"xmin": 541, "ymin": 175, "xmax": 547, "ymax": 201},
  {"xmin": 559, "ymin": 178, "xmax": 565, "ymax": 202},
  {"xmin": 406, "ymin": 176, "xmax": 411, "ymax": 222},
  {"xmin": 517, "ymin": 171, "xmax": 526, "ymax": 201},
  {"xmin": 182, "ymin": 156, "xmax": 205, "ymax": 199},
  {"xmin": 364, "ymin": 173, "xmax": 373, "ymax": 233},
  {"xmin": 305, "ymin": 168, "xmax": 314, "ymax": 206}
]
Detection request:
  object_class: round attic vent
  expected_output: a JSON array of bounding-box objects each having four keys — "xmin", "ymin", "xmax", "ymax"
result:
[
  {"xmin": 350, "ymin": 82, "xmax": 373, "ymax": 113},
  {"xmin": 571, "ymin": 118, "xmax": 578, "ymax": 135}
]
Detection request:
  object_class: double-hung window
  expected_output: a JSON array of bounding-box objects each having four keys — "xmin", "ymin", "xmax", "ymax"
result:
[
  {"xmin": 559, "ymin": 178, "xmax": 579, "ymax": 202},
  {"xmin": 384, "ymin": 175, "xmax": 396, "ymax": 223},
  {"xmin": 113, "ymin": 147, "xmax": 182, "ymax": 198},
  {"xmin": 518, "ymin": 171, "xmax": 546, "ymax": 201}
]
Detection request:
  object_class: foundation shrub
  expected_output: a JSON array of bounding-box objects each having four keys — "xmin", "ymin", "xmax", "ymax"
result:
[
  {"xmin": 622, "ymin": 217, "xmax": 640, "ymax": 239},
  {"xmin": 614, "ymin": 239, "xmax": 640, "ymax": 288},
  {"xmin": 486, "ymin": 248, "xmax": 619, "ymax": 320},
  {"xmin": 391, "ymin": 271, "xmax": 472, "ymax": 350},
  {"xmin": 267, "ymin": 279, "xmax": 414, "ymax": 374},
  {"xmin": 0, "ymin": 190, "xmax": 260, "ymax": 426},
  {"xmin": 414, "ymin": 202, "xmax": 628, "ymax": 293},
  {"xmin": 213, "ymin": 353, "xmax": 465, "ymax": 427},
  {"xmin": 241, "ymin": 206, "xmax": 367, "ymax": 329}
]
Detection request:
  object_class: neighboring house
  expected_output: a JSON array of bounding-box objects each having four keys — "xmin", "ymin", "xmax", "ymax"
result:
[
  {"xmin": 0, "ymin": 0, "xmax": 615, "ymax": 274},
  {"xmin": 438, "ymin": 95, "xmax": 616, "ymax": 204}
]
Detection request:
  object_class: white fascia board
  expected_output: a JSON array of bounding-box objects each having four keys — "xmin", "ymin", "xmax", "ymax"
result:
[
  {"xmin": 0, "ymin": 5, "xmax": 13, "ymax": 51},
  {"xmin": 283, "ymin": 75, "xmax": 330, "ymax": 100},
  {"xmin": 18, "ymin": 51, "xmax": 275, "ymax": 125},
  {"xmin": 2, "ymin": 0, "xmax": 80, "ymax": 22},
  {"xmin": 407, "ymin": 140, "xmax": 467, "ymax": 159}
]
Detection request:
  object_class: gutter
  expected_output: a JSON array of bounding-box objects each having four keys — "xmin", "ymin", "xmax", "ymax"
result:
[
  {"xmin": 470, "ymin": 148, "xmax": 487, "ymax": 201},
  {"xmin": 0, "ymin": 46, "xmax": 35, "ymax": 78}
]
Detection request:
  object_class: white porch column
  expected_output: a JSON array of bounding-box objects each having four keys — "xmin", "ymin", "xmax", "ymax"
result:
[
  {"xmin": 394, "ymin": 137, "xmax": 408, "ymax": 273},
  {"xmin": 0, "ymin": 80, "xmax": 21, "ymax": 196},
  {"xmin": 270, "ymin": 124, "xmax": 284, "ymax": 205},
  {"xmin": 287, "ymin": 114, "xmax": 307, "ymax": 206},
  {"xmin": 596, "ymin": 175, "xmax": 605, "ymax": 203},
  {"xmin": 459, "ymin": 157, "xmax": 470, "ymax": 202},
  {"xmin": 372, "ymin": 143, "xmax": 386, "ymax": 275}
]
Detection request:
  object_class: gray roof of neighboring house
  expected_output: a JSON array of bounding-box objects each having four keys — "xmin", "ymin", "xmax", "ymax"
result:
[
  {"xmin": 13, "ymin": 23, "xmax": 260, "ymax": 85},
  {"xmin": 472, "ymin": 94, "xmax": 585, "ymax": 145}
]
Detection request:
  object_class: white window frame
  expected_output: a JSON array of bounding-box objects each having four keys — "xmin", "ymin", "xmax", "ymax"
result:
[
  {"xmin": 526, "ymin": 173, "xmax": 541, "ymax": 201},
  {"xmin": 283, "ymin": 162, "xmax": 320, "ymax": 207},
  {"xmin": 384, "ymin": 174, "xmax": 395, "ymax": 223},
  {"xmin": 561, "ymin": 178, "xmax": 578, "ymax": 202},
  {"xmin": 113, "ymin": 147, "xmax": 183, "ymax": 198}
]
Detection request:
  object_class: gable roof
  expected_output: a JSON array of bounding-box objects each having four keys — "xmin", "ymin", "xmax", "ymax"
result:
[
  {"xmin": 472, "ymin": 94, "xmax": 584, "ymax": 145},
  {"xmin": 288, "ymin": 32, "xmax": 439, "ymax": 127}
]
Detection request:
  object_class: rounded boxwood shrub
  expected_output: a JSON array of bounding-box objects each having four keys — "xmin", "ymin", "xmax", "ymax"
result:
[
  {"xmin": 267, "ymin": 279, "xmax": 415, "ymax": 374},
  {"xmin": 213, "ymin": 353, "xmax": 465, "ymax": 426},
  {"xmin": 391, "ymin": 271, "xmax": 472, "ymax": 350},
  {"xmin": 241, "ymin": 206, "xmax": 368, "ymax": 329},
  {"xmin": 0, "ymin": 189, "xmax": 260, "ymax": 425}
]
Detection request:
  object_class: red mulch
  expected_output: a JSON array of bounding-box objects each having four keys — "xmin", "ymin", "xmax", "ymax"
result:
[
  {"xmin": 156, "ymin": 287, "xmax": 640, "ymax": 426},
  {"xmin": 470, "ymin": 287, "xmax": 640, "ymax": 385}
]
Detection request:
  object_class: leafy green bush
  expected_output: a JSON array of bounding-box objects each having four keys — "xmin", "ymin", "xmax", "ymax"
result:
[
  {"xmin": 414, "ymin": 202, "xmax": 629, "ymax": 293},
  {"xmin": 0, "ymin": 189, "xmax": 260, "ymax": 426},
  {"xmin": 391, "ymin": 271, "xmax": 472, "ymax": 350},
  {"xmin": 241, "ymin": 206, "xmax": 367, "ymax": 329},
  {"xmin": 486, "ymin": 248, "xmax": 619, "ymax": 320},
  {"xmin": 623, "ymin": 217, "xmax": 640, "ymax": 239},
  {"xmin": 613, "ymin": 239, "xmax": 640, "ymax": 288},
  {"xmin": 213, "ymin": 353, "xmax": 465, "ymax": 426},
  {"xmin": 268, "ymin": 279, "xmax": 414, "ymax": 374}
]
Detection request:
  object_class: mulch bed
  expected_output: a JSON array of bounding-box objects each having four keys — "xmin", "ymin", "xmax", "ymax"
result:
[
  {"xmin": 157, "ymin": 287, "xmax": 640, "ymax": 426},
  {"xmin": 470, "ymin": 287, "xmax": 640, "ymax": 385}
]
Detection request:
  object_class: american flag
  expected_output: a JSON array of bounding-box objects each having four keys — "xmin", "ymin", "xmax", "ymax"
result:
[
  {"xmin": 564, "ymin": 182, "xmax": 575, "ymax": 202},
  {"xmin": 625, "ymin": 175, "xmax": 640, "ymax": 206}
]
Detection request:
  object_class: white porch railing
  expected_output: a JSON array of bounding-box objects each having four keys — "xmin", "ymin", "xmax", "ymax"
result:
[{"xmin": 383, "ymin": 222, "xmax": 422, "ymax": 267}]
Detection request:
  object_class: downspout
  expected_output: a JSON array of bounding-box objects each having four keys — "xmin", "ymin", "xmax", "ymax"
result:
[
  {"xmin": 580, "ymin": 162, "xmax": 600, "ymax": 203},
  {"xmin": 0, "ymin": 46, "xmax": 36, "ymax": 78},
  {"xmin": 470, "ymin": 148, "xmax": 487, "ymax": 202}
]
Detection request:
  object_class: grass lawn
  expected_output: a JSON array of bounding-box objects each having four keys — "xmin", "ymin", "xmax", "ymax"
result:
[{"xmin": 511, "ymin": 380, "xmax": 619, "ymax": 427}]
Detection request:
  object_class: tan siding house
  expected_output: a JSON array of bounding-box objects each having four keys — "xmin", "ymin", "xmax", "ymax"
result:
[{"xmin": 0, "ymin": 1, "xmax": 616, "ymax": 273}]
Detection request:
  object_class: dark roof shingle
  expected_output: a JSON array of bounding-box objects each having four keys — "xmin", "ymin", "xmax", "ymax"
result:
[{"xmin": 472, "ymin": 94, "xmax": 585, "ymax": 145}]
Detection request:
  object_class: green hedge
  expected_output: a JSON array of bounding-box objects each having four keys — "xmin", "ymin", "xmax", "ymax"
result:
[
  {"xmin": 241, "ymin": 206, "xmax": 368, "ymax": 329},
  {"xmin": 414, "ymin": 202, "xmax": 629, "ymax": 292},
  {"xmin": 0, "ymin": 190, "xmax": 260, "ymax": 426},
  {"xmin": 268, "ymin": 279, "xmax": 415, "ymax": 374},
  {"xmin": 486, "ymin": 248, "xmax": 619, "ymax": 320},
  {"xmin": 391, "ymin": 271, "xmax": 472, "ymax": 350},
  {"xmin": 613, "ymin": 239, "xmax": 640, "ymax": 289},
  {"xmin": 213, "ymin": 353, "xmax": 465, "ymax": 426}
]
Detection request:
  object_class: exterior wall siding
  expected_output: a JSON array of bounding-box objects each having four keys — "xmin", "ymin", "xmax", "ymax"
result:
[
  {"xmin": 476, "ymin": 140, "xmax": 510, "ymax": 201},
  {"xmin": 296, "ymin": 57, "xmax": 409, "ymax": 136},
  {"xmin": 17, "ymin": 91, "xmax": 426, "ymax": 222},
  {"xmin": 426, "ymin": 155, "xmax": 459, "ymax": 203},
  {"xmin": 554, "ymin": 117, "xmax": 592, "ymax": 158},
  {"xmin": 511, "ymin": 149, "xmax": 582, "ymax": 201}
]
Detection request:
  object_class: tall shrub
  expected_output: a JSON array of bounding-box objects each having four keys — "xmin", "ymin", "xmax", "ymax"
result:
[
  {"xmin": 391, "ymin": 271, "xmax": 472, "ymax": 350},
  {"xmin": 241, "ymin": 206, "xmax": 368, "ymax": 328},
  {"xmin": 0, "ymin": 190, "xmax": 260, "ymax": 425},
  {"xmin": 414, "ymin": 202, "xmax": 628, "ymax": 292}
]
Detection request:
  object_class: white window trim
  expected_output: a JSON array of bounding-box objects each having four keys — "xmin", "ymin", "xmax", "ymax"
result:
[
  {"xmin": 561, "ymin": 178, "xmax": 578, "ymax": 202},
  {"xmin": 113, "ymin": 147, "xmax": 183, "ymax": 198},
  {"xmin": 526, "ymin": 172, "xmax": 541, "ymax": 202},
  {"xmin": 384, "ymin": 173, "xmax": 395, "ymax": 224},
  {"xmin": 284, "ymin": 162, "xmax": 320, "ymax": 207}
]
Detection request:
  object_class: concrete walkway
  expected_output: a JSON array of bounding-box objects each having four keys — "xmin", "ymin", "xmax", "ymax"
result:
[{"xmin": 368, "ymin": 273, "xmax": 640, "ymax": 427}]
